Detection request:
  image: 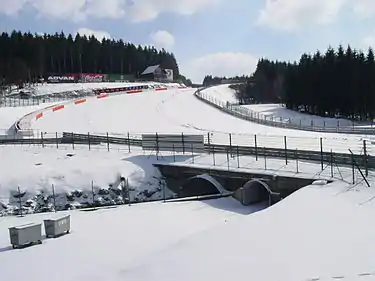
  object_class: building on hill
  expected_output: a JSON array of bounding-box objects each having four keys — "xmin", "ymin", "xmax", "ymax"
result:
[{"xmin": 141, "ymin": 65, "xmax": 173, "ymax": 82}]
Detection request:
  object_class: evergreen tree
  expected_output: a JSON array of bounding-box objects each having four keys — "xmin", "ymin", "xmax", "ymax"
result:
[{"xmin": 0, "ymin": 30, "xmax": 183, "ymax": 84}]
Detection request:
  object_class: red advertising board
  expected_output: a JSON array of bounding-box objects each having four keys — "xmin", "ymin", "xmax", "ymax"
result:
[{"xmin": 80, "ymin": 73, "xmax": 106, "ymax": 82}]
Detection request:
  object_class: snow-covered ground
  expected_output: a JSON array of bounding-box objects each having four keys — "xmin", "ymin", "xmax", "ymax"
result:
[
  {"xmin": 1, "ymin": 82, "xmax": 375, "ymax": 281},
  {"xmin": 203, "ymin": 84, "xmax": 238, "ymax": 103},
  {"xmin": 244, "ymin": 103, "xmax": 364, "ymax": 128},
  {"xmin": 1, "ymin": 177, "xmax": 375, "ymax": 281},
  {"xmin": 203, "ymin": 84, "xmax": 372, "ymax": 129},
  {"xmin": 27, "ymin": 87, "xmax": 369, "ymax": 154}
]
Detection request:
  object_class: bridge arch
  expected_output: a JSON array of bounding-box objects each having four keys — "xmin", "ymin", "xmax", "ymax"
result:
[
  {"xmin": 236, "ymin": 179, "xmax": 278, "ymax": 206},
  {"xmin": 180, "ymin": 174, "xmax": 226, "ymax": 197}
]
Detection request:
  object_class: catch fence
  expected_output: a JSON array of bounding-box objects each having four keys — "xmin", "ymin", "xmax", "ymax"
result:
[
  {"xmin": 0, "ymin": 131, "xmax": 372, "ymax": 173},
  {"xmin": 196, "ymin": 88, "xmax": 375, "ymax": 135}
]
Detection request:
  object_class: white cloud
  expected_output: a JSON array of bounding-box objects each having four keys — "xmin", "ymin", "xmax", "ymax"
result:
[
  {"xmin": 256, "ymin": 0, "xmax": 344, "ymax": 31},
  {"xmin": 351, "ymin": 0, "xmax": 375, "ymax": 18},
  {"xmin": 183, "ymin": 52, "xmax": 258, "ymax": 83},
  {"xmin": 363, "ymin": 31, "xmax": 375, "ymax": 49},
  {"xmin": 77, "ymin": 28, "xmax": 111, "ymax": 41},
  {"xmin": 150, "ymin": 30, "xmax": 175, "ymax": 50},
  {"xmin": 0, "ymin": 0, "xmax": 28, "ymax": 16},
  {"xmin": 0, "ymin": 0, "xmax": 218, "ymax": 22}
]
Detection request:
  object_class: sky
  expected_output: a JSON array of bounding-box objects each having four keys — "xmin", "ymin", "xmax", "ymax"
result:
[{"xmin": 1, "ymin": 0, "xmax": 375, "ymax": 83}]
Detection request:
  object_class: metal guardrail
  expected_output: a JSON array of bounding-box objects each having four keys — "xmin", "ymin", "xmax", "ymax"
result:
[
  {"xmin": 1, "ymin": 132, "xmax": 372, "ymax": 171},
  {"xmin": 195, "ymin": 88, "xmax": 375, "ymax": 135}
]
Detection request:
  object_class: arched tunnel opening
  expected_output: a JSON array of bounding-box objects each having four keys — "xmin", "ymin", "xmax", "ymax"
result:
[
  {"xmin": 234, "ymin": 179, "xmax": 278, "ymax": 206},
  {"xmin": 179, "ymin": 174, "xmax": 224, "ymax": 198}
]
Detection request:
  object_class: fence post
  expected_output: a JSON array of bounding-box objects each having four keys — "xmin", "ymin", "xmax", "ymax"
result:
[
  {"xmin": 351, "ymin": 153, "xmax": 355, "ymax": 184},
  {"xmin": 56, "ymin": 132, "xmax": 59, "ymax": 149},
  {"xmin": 229, "ymin": 133, "xmax": 232, "ymax": 156},
  {"xmin": 191, "ymin": 144, "xmax": 194, "ymax": 164},
  {"xmin": 156, "ymin": 132, "xmax": 159, "ymax": 160},
  {"xmin": 284, "ymin": 136, "xmax": 288, "ymax": 165},
  {"xmin": 88, "ymin": 132, "xmax": 91, "ymax": 151},
  {"xmin": 330, "ymin": 149, "xmax": 333, "ymax": 178},
  {"xmin": 106, "ymin": 132, "xmax": 110, "ymax": 151},
  {"xmin": 254, "ymin": 134, "xmax": 258, "ymax": 161},
  {"xmin": 320, "ymin": 138, "xmax": 323, "ymax": 170},
  {"xmin": 226, "ymin": 148, "xmax": 230, "ymax": 171},
  {"xmin": 212, "ymin": 144, "xmax": 216, "ymax": 166},
  {"xmin": 41, "ymin": 132, "xmax": 44, "ymax": 148},
  {"xmin": 71, "ymin": 132, "xmax": 74, "ymax": 150},
  {"xmin": 264, "ymin": 147, "xmax": 267, "ymax": 170},
  {"xmin": 207, "ymin": 132, "xmax": 211, "ymax": 154},
  {"xmin": 52, "ymin": 184, "xmax": 56, "ymax": 212},
  {"xmin": 363, "ymin": 140, "xmax": 368, "ymax": 177},
  {"xmin": 127, "ymin": 132, "xmax": 131, "ymax": 153},
  {"xmin": 172, "ymin": 144, "xmax": 176, "ymax": 162},
  {"xmin": 182, "ymin": 132, "xmax": 185, "ymax": 154},
  {"xmin": 237, "ymin": 145, "xmax": 240, "ymax": 168},
  {"xmin": 295, "ymin": 149, "xmax": 299, "ymax": 173}
]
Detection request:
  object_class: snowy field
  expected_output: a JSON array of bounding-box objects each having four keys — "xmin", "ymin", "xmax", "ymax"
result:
[
  {"xmin": 203, "ymin": 84, "xmax": 371, "ymax": 129},
  {"xmin": 1, "ymin": 178, "xmax": 375, "ymax": 281},
  {"xmin": 1, "ymin": 82, "xmax": 375, "ymax": 281},
  {"xmin": 244, "ymin": 103, "xmax": 364, "ymax": 128},
  {"xmin": 25, "ymin": 86, "xmax": 370, "ymax": 154}
]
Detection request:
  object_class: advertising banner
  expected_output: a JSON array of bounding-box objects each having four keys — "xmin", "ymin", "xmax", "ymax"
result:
[
  {"xmin": 80, "ymin": 73, "xmax": 106, "ymax": 83},
  {"xmin": 47, "ymin": 74, "xmax": 77, "ymax": 83}
]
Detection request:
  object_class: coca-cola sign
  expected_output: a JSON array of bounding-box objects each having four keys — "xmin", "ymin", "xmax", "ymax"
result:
[{"xmin": 81, "ymin": 73, "xmax": 105, "ymax": 82}]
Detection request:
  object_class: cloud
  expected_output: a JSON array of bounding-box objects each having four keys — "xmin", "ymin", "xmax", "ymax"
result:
[
  {"xmin": 183, "ymin": 52, "xmax": 258, "ymax": 83},
  {"xmin": 76, "ymin": 28, "xmax": 111, "ymax": 41},
  {"xmin": 363, "ymin": 31, "xmax": 375, "ymax": 49},
  {"xmin": 0, "ymin": 0, "xmax": 218, "ymax": 22},
  {"xmin": 351, "ymin": 0, "xmax": 375, "ymax": 18},
  {"xmin": 150, "ymin": 30, "xmax": 175, "ymax": 50},
  {"xmin": 256, "ymin": 0, "xmax": 344, "ymax": 31}
]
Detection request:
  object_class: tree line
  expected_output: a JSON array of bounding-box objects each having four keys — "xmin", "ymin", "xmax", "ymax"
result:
[
  {"xmin": 234, "ymin": 45, "xmax": 375, "ymax": 121},
  {"xmin": 0, "ymin": 30, "xmax": 182, "ymax": 85}
]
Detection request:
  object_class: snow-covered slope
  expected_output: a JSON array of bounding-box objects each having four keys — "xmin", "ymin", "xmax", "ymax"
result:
[
  {"xmin": 30, "ymin": 87, "xmax": 367, "ymax": 154},
  {"xmin": 203, "ymin": 84, "xmax": 238, "ymax": 103}
]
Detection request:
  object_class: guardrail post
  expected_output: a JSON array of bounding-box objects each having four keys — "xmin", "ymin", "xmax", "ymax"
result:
[
  {"xmin": 127, "ymin": 132, "xmax": 131, "ymax": 153},
  {"xmin": 88, "ymin": 132, "xmax": 91, "ymax": 151},
  {"xmin": 284, "ymin": 136, "xmax": 288, "ymax": 165},
  {"xmin": 320, "ymin": 137, "xmax": 323, "ymax": 170},
  {"xmin": 363, "ymin": 140, "xmax": 368, "ymax": 177},
  {"xmin": 106, "ymin": 132, "xmax": 110, "ymax": 151},
  {"xmin": 337, "ymin": 120, "xmax": 339, "ymax": 132},
  {"xmin": 254, "ymin": 134, "xmax": 258, "ymax": 161},
  {"xmin": 56, "ymin": 132, "xmax": 58, "ymax": 149},
  {"xmin": 295, "ymin": 149, "xmax": 299, "ymax": 173}
]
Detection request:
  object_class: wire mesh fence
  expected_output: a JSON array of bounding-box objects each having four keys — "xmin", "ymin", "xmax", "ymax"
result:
[{"xmin": 196, "ymin": 89, "xmax": 375, "ymax": 135}]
